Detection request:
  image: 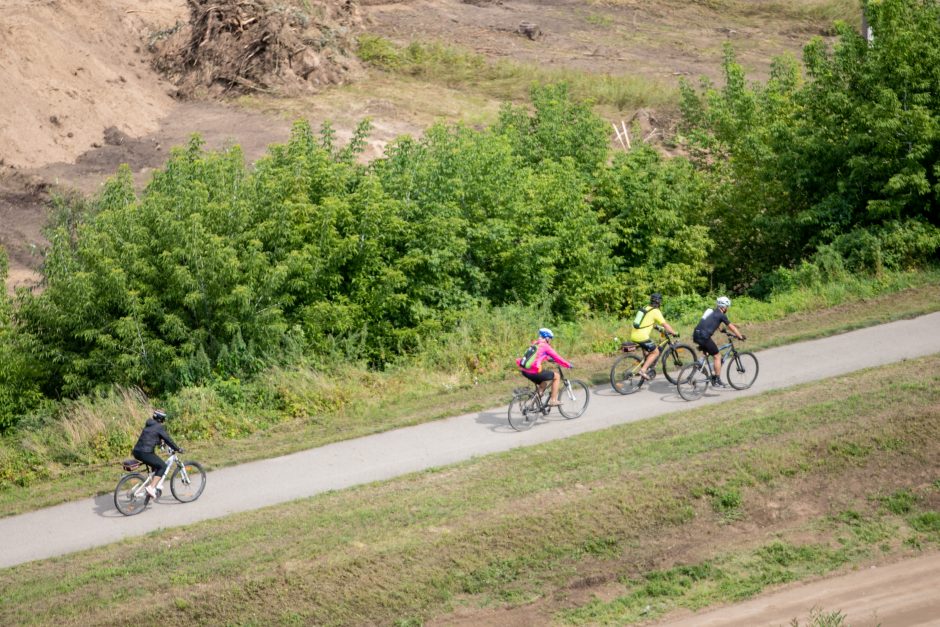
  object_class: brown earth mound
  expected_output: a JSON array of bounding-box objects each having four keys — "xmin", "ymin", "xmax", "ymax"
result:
[
  {"xmin": 0, "ymin": 0, "xmax": 185, "ymax": 169},
  {"xmin": 152, "ymin": 0, "xmax": 363, "ymax": 97}
]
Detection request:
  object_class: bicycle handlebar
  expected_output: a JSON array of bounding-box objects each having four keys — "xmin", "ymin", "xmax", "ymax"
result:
[{"xmin": 655, "ymin": 325, "xmax": 678, "ymax": 338}]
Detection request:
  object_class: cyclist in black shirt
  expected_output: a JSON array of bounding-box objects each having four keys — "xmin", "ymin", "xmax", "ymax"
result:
[
  {"xmin": 132, "ymin": 409, "xmax": 182, "ymax": 498},
  {"xmin": 692, "ymin": 296, "xmax": 745, "ymax": 388}
]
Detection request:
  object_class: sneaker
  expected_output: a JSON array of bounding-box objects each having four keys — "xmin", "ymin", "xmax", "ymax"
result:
[
  {"xmin": 145, "ymin": 486, "xmax": 157, "ymax": 499},
  {"xmin": 713, "ymin": 378, "xmax": 728, "ymax": 388}
]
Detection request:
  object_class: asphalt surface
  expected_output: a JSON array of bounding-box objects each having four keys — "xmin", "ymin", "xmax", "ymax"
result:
[{"xmin": 2, "ymin": 312, "xmax": 939, "ymax": 569}]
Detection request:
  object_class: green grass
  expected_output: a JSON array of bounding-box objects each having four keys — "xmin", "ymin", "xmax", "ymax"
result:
[
  {"xmin": 1, "ymin": 354, "xmax": 938, "ymax": 624},
  {"xmin": 1, "ymin": 270, "xmax": 938, "ymax": 517},
  {"xmin": 357, "ymin": 35, "xmax": 679, "ymax": 111}
]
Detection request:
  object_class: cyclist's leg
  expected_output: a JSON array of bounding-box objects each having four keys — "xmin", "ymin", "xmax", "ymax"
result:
[
  {"xmin": 549, "ymin": 370, "xmax": 562, "ymax": 404},
  {"xmin": 638, "ymin": 341, "xmax": 658, "ymax": 378},
  {"xmin": 694, "ymin": 335, "xmax": 722, "ymax": 382},
  {"xmin": 133, "ymin": 449, "xmax": 165, "ymax": 493},
  {"xmin": 522, "ymin": 369, "xmax": 554, "ymax": 401}
]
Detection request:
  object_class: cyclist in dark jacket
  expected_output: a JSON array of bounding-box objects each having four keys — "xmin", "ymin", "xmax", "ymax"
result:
[
  {"xmin": 692, "ymin": 296, "xmax": 745, "ymax": 388},
  {"xmin": 132, "ymin": 409, "xmax": 181, "ymax": 498}
]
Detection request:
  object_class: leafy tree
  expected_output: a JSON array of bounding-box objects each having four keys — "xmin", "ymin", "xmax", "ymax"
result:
[
  {"xmin": 0, "ymin": 246, "xmax": 44, "ymax": 431},
  {"xmin": 495, "ymin": 83, "xmax": 610, "ymax": 178},
  {"xmin": 594, "ymin": 145, "xmax": 714, "ymax": 308},
  {"xmin": 679, "ymin": 0, "xmax": 940, "ymax": 285}
]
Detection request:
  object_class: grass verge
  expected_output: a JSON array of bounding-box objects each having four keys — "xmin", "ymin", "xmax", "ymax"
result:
[
  {"xmin": 1, "ymin": 354, "xmax": 938, "ymax": 624},
  {"xmin": 0, "ymin": 270, "xmax": 938, "ymax": 517}
]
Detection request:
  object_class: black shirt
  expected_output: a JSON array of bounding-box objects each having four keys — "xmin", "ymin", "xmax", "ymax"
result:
[
  {"xmin": 693, "ymin": 307, "xmax": 730, "ymax": 338},
  {"xmin": 133, "ymin": 418, "xmax": 180, "ymax": 453}
]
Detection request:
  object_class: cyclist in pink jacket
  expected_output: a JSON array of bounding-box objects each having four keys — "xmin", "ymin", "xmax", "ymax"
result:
[{"xmin": 516, "ymin": 328, "xmax": 573, "ymax": 406}]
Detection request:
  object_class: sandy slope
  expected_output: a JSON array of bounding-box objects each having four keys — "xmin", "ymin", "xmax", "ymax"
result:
[{"xmin": 0, "ymin": 0, "xmax": 185, "ymax": 169}]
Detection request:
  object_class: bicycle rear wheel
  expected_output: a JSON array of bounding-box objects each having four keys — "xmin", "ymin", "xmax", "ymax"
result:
[
  {"xmin": 114, "ymin": 473, "xmax": 148, "ymax": 516},
  {"xmin": 610, "ymin": 354, "xmax": 644, "ymax": 395},
  {"xmin": 661, "ymin": 344, "xmax": 697, "ymax": 385},
  {"xmin": 677, "ymin": 363, "xmax": 709, "ymax": 401},
  {"xmin": 558, "ymin": 380, "xmax": 590, "ymax": 419},
  {"xmin": 725, "ymin": 351, "xmax": 759, "ymax": 390},
  {"xmin": 171, "ymin": 461, "xmax": 207, "ymax": 502},
  {"xmin": 508, "ymin": 392, "xmax": 539, "ymax": 431}
]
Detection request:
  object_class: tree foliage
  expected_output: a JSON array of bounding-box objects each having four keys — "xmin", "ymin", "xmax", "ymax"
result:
[
  {"xmin": 6, "ymin": 7, "xmax": 940, "ymax": 434},
  {"xmin": 679, "ymin": 0, "xmax": 940, "ymax": 286}
]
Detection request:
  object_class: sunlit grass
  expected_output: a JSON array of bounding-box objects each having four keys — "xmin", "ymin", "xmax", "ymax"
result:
[{"xmin": 357, "ymin": 35, "xmax": 679, "ymax": 111}]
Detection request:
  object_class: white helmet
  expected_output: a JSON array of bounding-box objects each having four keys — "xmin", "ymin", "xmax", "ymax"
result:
[{"xmin": 716, "ymin": 296, "xmax": 731, "ymax": 309}]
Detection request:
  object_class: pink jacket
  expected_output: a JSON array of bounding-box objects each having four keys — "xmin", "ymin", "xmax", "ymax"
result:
[{"xmin": 516, "ymin": 339, "xmax": 572, "ymax": 374}]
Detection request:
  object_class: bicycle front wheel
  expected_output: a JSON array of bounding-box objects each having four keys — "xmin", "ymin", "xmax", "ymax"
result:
[
  {"xmin": 508, "ymin": 392, "xmax": 539, "ymax": 431},
  {"xmin": 558, "ymin": 380, "xmax": 590, "ymax": 419},
  {"xmin": 725, "ymin": 351, "xmax": 759, "ymax": 390},
  {"xmin": 171, "ymin": 461, "xmax": 207, "ymax": 502},
  {"xmin": 114, "ymin": 473, "xmax": 148, "ymax": 516},
  {"xmin": 661, "ymin": 344, "xmax": 697, "ymax": 385},
  {"xmin": 677, "ymin": 363, "xmax": 709, "ymax": 401},
  {"xmin": 610, "ymin": 354, "xmax": 644, "ymax": 395}
]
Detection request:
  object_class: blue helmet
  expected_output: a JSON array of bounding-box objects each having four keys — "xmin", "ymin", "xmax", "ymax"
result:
[{"xmin": 538, "ymin": 327, "xmax": 554, "ymax": 339}]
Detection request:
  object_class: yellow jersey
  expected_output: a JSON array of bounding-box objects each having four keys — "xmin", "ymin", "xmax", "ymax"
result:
[{"xmin": 630, "ymin": 307, "xmax": 666, "ymax": 342}]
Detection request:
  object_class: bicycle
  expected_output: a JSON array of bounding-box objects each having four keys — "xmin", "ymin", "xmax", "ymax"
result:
[
  {"xmin": 676, "ymin": 330, "xmax": 759, "ymax": 401},
  {"xmin": 114, "ymin": 445, "xmax": 207, "ymax": 516},
  {"xmin": 508, "ymin": 364, "xmax": 590, "ymax": 431},
  {"xmin": 610, "ymin": 326, "xmax": 698, "ymax": 394}
]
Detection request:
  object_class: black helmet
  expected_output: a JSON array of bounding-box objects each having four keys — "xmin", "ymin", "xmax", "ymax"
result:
[
  {"xmin": 650, "ymin": 292, "xmax": 662, "ymax": 306},
  {"xmin": 152, "ymin": 409, "xmax": 167, "ymax": 423}
]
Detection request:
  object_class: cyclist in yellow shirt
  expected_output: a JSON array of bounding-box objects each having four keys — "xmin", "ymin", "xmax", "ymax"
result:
[{"xmin": 629, "ymin": 293, "xmax": 677, "ymax": 380}]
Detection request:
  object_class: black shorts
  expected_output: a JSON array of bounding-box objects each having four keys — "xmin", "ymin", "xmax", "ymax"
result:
[
  {"xmin": 638, "ymin": 340, "xmax": 657, "ymax": 353},
  {"xmin": 132, "ymin": 449, "xmax": 167, "ymax": 477},
  {"xmin": 521, "ymin": 369, "xmax": 555, "ymax": 384},
  {"xmin": 693, "ymin": 333, "xmax": 719, "ymax": 356}
]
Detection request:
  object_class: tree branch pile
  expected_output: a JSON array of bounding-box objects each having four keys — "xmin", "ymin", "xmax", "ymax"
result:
[{"xmin": 153, "ymin": 0, "xmax": 362, "ymax": 97}]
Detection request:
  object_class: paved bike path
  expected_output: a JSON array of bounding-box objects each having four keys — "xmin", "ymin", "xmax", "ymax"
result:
[{"xmin": 2, "ymin": 312, "xmax": 940, "ymax": 569}]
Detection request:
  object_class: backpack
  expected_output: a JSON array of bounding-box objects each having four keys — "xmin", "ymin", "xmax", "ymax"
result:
[
  {"xmin": 519, "ymin": 343, "xmax": 538, "ymax": 369},
  {"xmin": 632, "ymin": 306, "xmax": 653, "ymax": 329}
]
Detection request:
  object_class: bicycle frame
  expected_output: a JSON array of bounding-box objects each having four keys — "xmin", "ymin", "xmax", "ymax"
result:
[
  {"xmin": 128, "ymin": 449, "xmax": 182, "ymax": 498},
  {"xmin": 625, "ymin": 327, "xmax": 673, "ymax": 365},
  {"xmin": 527, "ymin": 364, "xmax": 576, "ymax": 407},
  {"xmin": 697, "ymin": 333, "xmax": 739, "ymax": 377}
]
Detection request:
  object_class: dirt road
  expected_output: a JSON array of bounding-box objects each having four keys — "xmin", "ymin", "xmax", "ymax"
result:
[{"xmin": 657, "ymin": 551, "xmax": 940, "ymax": 626}]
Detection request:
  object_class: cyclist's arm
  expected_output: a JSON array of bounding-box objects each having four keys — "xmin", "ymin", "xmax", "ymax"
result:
[
  {"xmin": 158, "ymin": 425, "xmax": 182, "ymax": 452},
  {"xmin": 542, "ymin": 345, "xmax": 572, "ymax": 369},
  {"xmin": 726, "ymin": 322, "xmax": 744, "ymax": 340},
  {"xmin": 662, "ymin": 322, "xmax": 677, "ymax": 336}
]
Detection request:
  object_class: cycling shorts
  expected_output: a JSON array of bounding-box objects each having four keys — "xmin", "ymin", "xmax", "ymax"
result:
[
  {"xmin": 693, "ymin": 333, "xmax": 719, "ymax": 356},
  {"xmin": 638, "ymin": 340, "xmax": 658, "ymax": 353},
  {"xmin": 521, "ymin": 369, "xmax": 555, "ymax": 384},
  {"xmin": 132, "ymin": 449, "xmax": 167, "ymax": 477}
]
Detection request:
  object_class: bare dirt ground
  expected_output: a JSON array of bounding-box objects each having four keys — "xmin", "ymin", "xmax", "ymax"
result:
[
  {"xmin": 362, "ymin": 0, "xmax": 823, "ymax": 82},
  {"xmin": 8, "ymin": 2, "xmax": 930, "ymax": 623},
  {"xmin": 656, "ymin": 552, "xmax": 940, "ymax": 626},
  {"xmin": 0, "ymin": 0, "xmax": 835, "ymax": 293}
]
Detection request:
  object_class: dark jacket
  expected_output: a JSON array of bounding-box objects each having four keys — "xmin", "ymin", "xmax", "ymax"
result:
[{"xmin": 133, "ymin": 418, "xmax": 180, "ymax": 453}]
